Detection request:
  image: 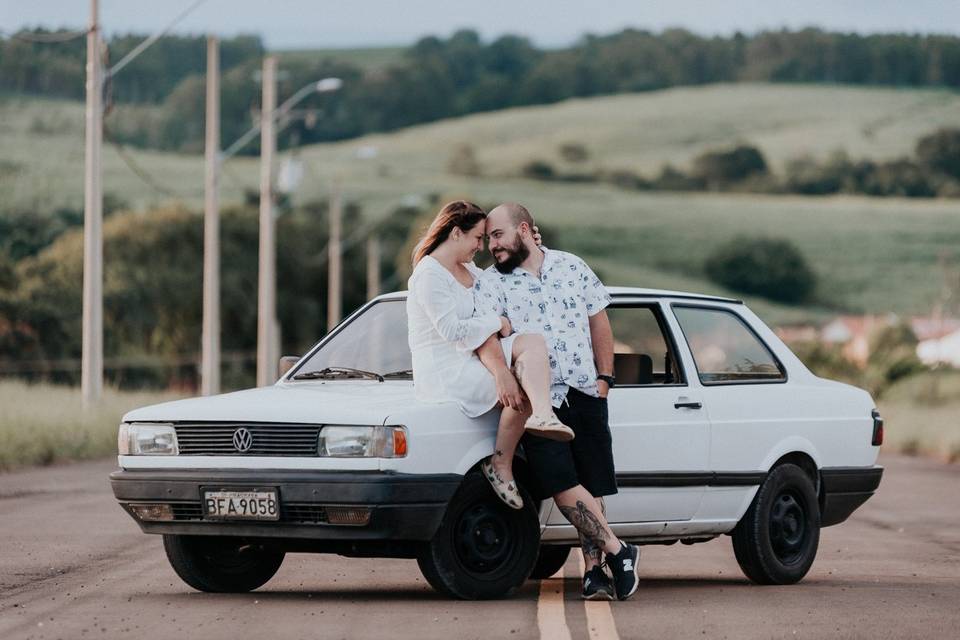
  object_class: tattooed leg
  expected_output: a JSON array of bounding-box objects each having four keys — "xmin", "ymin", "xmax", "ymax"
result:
[
  {"xmin": 579, "ymin": 497, "xmax": 606, "ymax": 570},
  {"xmin": 492, "ymin": 404, "xmax": 528, "ymax": 479},
  {"xmin": 555, "ymin": 486, "xmax": 623, "ymax": 558}
]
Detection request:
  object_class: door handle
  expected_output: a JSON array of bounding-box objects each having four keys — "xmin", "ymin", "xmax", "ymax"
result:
[{"xmin": 674, "ymin": 401, "xmax": 702, "ymax": 410}]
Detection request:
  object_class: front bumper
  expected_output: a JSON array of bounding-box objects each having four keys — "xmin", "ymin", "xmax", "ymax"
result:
[
  {"xmin": 110, "ymin": 469, "xmax": 461, "ymax": 541},
  {"xmin": 820, "ymin": 465, "xmax": 883, "ymax": 527}
]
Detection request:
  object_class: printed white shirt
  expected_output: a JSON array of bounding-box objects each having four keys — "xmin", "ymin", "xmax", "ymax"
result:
[{"xmin": 474, "ymin": 247, "xmax": 611, "ymax": 407}]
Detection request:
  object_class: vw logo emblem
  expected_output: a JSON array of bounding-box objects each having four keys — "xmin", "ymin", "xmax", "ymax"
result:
[{"xmin": 232, "ymin": 428, "xmax": 253, "ymax": 453}]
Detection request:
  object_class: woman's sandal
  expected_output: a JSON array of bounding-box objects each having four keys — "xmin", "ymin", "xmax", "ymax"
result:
[
  {"xmin": 524, "ymin": 413, "xmax": 575, "ymax": 442},
  {"xmin": 481, "ymin": 458, "xmax": 523, "ymax": 509}
]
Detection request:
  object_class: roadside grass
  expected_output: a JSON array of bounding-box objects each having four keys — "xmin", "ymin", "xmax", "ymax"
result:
[
  {"xmin": 0, "ymin": 381, "xmax": 181, "ymax": 472},
  {"xmin": 877, "ymin": 370, "xmax": 960, "ymax": 462},
  {"xmin": 878, "ymin": 400, "xmax": 960, "ymax": 463}
]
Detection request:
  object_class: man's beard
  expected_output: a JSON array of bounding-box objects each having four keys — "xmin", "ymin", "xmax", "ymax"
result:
[{"xmin": 493, "ymin": 237, "xmax": 530, "ymax": 274}]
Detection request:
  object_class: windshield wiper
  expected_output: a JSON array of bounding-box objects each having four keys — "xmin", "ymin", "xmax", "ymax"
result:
[
  {"xmin": 381, "ymin": 369, "xmax": 413, "ymax": 378},
  {"xmin": 292, "ymin": 366, "xmax": 384, "ymax": 382}
]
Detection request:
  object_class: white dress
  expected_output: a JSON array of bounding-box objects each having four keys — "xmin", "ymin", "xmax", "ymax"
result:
[{"xmin": 407, "ymin": 255, "xmax": 515, "ymax": 417}]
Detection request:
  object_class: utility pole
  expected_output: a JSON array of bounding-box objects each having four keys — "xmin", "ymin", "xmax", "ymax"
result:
[
  {"xmin": 200, "ymin": 35, "xmax": 220, "ymax": 395},
  {"xmin": 256, "ymin": 55, "xmax": 277, "ymax": 387},
  {"xmin": 81, "ymin": 0, "xmax": 103, "ymax": 406},
  {"xmin": 327, "ymin": 180, "xmax": 342, "ymax": 331},
  {"xmin": 366, "ymin": 235, "xmax": 380, "ymax": 301}
]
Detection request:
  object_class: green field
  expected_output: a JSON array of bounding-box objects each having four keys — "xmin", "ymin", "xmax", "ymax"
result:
[{"xmin": 2, "ymin": 83, "xmax": 959, "ymax": 324}]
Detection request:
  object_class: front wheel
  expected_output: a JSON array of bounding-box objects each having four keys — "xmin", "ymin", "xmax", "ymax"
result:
[
  {"xmin": 163, "ymin": 535, "xmax": 285, "ymax": 593},
  {"xmin": 732, "ymin": 463, "xmax": 820, "ymax": 585},
  {"xmin": 417, "ymin": 473, "xmax": 540, "ymax": 599}
]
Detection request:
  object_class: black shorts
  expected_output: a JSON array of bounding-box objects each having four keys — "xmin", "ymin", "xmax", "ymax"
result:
[{"xmin": 521, "ymin": 388, "xmax": 618, "ymax": 500}]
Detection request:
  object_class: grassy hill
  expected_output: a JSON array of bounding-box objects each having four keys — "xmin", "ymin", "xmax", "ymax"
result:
[{"xmin": 2, "ymin": 83, "xmax": 958, "ymax": 325}]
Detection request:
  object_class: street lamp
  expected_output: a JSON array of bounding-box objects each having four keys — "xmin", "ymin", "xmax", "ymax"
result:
[
  {"xmin": 201, "ymin": 69, "xmax": 342, "ymax": 394},
  {"xmin": 219, "ymin": 77, "xmax": 342, "ymax": 162}
]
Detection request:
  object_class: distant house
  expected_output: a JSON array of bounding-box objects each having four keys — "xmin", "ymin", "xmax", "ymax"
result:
[
  {"xmin": 820, "ymin": 315, "xmax": 897, "ymax": 367},
  {"xmin": 913, "ymin": 316, "xmax": 960, "ymax": 367},
  {"xmin": 775, "ymin": 325, "xmax": 818, "ymax": 344}
]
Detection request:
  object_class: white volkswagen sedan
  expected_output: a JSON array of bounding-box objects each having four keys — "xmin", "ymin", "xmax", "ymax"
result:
[{"xmin": 111, "ymin": 288, "xmax": 883, "ymax": 599}]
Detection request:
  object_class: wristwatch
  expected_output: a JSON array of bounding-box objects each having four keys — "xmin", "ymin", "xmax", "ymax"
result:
[{"xmin": 597, "ymin": 374, "xmax": 616, "ymax": 388}]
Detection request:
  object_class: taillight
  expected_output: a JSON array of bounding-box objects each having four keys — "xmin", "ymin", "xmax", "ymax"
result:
[{"xmin": 871, "ymin": 409, "xmax": 884, "ymax": 446}]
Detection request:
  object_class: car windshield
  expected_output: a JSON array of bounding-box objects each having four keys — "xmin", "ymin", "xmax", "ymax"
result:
[{"xmin": 291, "ymin": 300, "xmax": 412, "ymax": 380}]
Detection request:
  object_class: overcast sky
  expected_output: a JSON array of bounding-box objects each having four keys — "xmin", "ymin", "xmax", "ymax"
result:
[{"xmin": 3, "ymin": 0, "xmax": 959, "ymax": 49}]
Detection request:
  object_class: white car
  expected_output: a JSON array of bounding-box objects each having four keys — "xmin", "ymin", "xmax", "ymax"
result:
[{"xmin": 111, "ymin": 288, "xmax": 883, "ymax": 599}]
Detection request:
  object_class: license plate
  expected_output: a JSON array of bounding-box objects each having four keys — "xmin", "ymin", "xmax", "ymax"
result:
[{"xmin": 203, "ymin": 489, "xmax": 279, "ymax": 521}]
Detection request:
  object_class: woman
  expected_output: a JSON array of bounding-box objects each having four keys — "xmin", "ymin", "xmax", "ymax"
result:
[{"xmin": 407, "ymin": 200, "xmax": 571, "ymax": 509}]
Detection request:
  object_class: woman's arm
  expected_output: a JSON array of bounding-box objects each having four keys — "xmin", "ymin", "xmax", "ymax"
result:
[{"xmin": 411, "ymin": 269, "xmax": 501, "ymax": 351}]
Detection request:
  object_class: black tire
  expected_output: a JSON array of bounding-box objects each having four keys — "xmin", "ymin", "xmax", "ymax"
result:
[
  {"xmin": 417, "ymin": 473, "xmax": 540, "ymax": 599},
  {"xmin": 529, "ymin": 545, "xmax": 571, "ymax": 579},
  {"xmin": 732, "ymin": 463, "xmax": 821, "ymax": 585},
  {"xmin": 163, "ymin": 535, "xmax": 285, "ymax": 593}
]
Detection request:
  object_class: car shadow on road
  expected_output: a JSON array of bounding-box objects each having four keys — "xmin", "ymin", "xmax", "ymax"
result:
[{"xmin": 163, "ymin": 581, "xmax": 541, "ymax": 603}]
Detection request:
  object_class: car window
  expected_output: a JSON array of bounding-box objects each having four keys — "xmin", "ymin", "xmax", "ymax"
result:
[
  {"xmin": 672, "ymin": 306, "xmax": 785, "ymax": 384},
  {"xmin": 295, "ymin": 300, "xmax": 412, "ymax": 377},
  {"xmin": 607, "ymin": 306, "xmax": 684, "ymax": 385}
]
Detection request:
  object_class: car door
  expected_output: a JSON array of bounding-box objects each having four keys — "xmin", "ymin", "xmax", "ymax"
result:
[
  {"xmin": 546, "ymin": 301, "xmax": 710, "ymax": 528},
  {"xmin": 669, "ymin": 303, "xmax": 793, "ymax": 525}
]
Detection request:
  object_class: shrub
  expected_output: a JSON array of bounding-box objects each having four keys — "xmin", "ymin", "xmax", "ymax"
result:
[
  {"xmin": 558, "ymin": 142, "xmax": 589, "ymax": 163},
  {"xmin": 521, "ymin": 159, "xmax": 556, "ymax": 180},
  {"xmin": 692, "ymin": 144, "xmax": 768, "ymax": 186},
  {"xmin": 650, "ymin": 164, "xmax": 705, "ymax": 191},
  {"xmin": 704, "ymin": 236, "xmax": 816, "ymax": 303},
  {"xmin": 447, "ymin": 143, "xmax": 482, "ymax": 177},
  {"xmin": 916, "ymin": 127, "xmax": 960, "ymax": 180}
]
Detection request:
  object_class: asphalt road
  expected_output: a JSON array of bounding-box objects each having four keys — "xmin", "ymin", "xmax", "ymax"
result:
[{"xmin": 1, "ymin": 453, "xmax": 958, "ymax": 640}]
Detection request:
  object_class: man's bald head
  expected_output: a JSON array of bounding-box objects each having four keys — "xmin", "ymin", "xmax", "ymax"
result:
[
  {"xmin": 486, "ymin": 202, "xmax": 538, "ymax": 273},
  {"xmin": 488, "ymin": 202, "xmax": 535, "ymax": 231}
]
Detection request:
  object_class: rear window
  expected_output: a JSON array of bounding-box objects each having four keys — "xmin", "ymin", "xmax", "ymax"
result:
[{"xmin": 673, "ymin": 306, "xmax": 785, "ymax": 384}]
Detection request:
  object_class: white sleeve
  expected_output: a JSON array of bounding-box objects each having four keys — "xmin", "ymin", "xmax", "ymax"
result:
[{"xmin": 411, "ymin": 269, "xmax": 501, "ymax": 351}]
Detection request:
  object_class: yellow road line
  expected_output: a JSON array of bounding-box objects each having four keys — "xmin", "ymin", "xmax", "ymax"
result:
[
  {"xmin": 537, "ymin": 565, "xmax": 572, "ymax": 640},
  {"xmin": 578, "ymin": 554, "xmax": 621, "ymax": 640}
]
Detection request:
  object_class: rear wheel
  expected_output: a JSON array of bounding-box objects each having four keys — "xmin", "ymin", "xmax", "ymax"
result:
[
  {"xmin": 732, "ymin": 463, "xmax": 820, "ymax": 585},
  {"xmin": 417, "ymin": 473, "xmax": 540, "ymax": 599},
  {"xmin": 529, "ymin": 545, "xmax": 571, "ymax": 579},
  {"xmin": 163, "ymin": 535, "xmax": 285, "ymax": 593}
]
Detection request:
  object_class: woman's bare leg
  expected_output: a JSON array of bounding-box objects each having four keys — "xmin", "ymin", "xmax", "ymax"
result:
[
  {"xmin": 510, "ymin": 334, "xmax": 556, "ymax": 418},
  {"xmin": 490, "ymin": 404, "xmax": 531, "ymax": 481}
]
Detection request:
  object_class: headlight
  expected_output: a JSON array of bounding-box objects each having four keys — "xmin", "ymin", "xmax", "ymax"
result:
[
  {"xmin": 121, "ymin": 423, "xmax": 179, "ymax": 455},
  {"xmin": 318, "ymin": 425, "xmax": 407, "ymax": 458}
]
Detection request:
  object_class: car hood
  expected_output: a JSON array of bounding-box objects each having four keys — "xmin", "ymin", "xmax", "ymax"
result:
[{"xmin": 122, "ymin": 381, "xmax": 419, "ymax": 425}]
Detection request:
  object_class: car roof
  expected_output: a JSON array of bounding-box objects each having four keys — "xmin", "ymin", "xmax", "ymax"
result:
[{"xmin": 374, "ymin": 287, "xmax": 742, "ymax": 305}]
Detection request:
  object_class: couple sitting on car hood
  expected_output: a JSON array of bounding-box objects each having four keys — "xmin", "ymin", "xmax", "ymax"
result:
[{"xmin": 406, "ymin": 200, "xmax": 639, "ymax": 602}]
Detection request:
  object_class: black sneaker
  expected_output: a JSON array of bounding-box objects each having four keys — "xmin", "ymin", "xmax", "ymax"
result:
[
  {"xmin": 582, "ymin": 566, "xmax": 614, "ymax": 601},
  {"xmin": 607, "ymin": 542, "xmax": 640, "ymax": 601}
]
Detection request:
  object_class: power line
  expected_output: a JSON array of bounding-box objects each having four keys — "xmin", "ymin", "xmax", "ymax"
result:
[{"xmin": 103, "ymin": 123, "xmax": 202, "ymax": 198}]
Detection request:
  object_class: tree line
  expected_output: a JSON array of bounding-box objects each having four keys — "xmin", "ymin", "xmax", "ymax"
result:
[
  {"xmin": 516, "ymin": 128, "xmax": 960, "ymax": 198},
  {"xmin": 4, "ymin": 27, "xmax": 960, "ymax": 154}
]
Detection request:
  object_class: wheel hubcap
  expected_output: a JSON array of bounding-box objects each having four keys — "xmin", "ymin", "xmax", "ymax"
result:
[
  {"xmin": 453, "ymin": 502, "xmax": 516, "ymax": 574},
  {"xmin": 769, "ymin": 491, "xmax": 807, "ymax": 564}
]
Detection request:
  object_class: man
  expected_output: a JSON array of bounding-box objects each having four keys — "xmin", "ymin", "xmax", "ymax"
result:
[{"xmin": 473, "ymin": 202, "xmax": 639, "ymax": 602}]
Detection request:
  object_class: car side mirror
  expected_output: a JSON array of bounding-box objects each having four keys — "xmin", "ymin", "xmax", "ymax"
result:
[{"xmin": 278, "ymin": 356, "xmax": 300, "ymax": 380}]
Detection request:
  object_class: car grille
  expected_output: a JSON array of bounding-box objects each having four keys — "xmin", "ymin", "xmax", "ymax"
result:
[{"xmin": 174, "ymin": 423, "xmax": 321, "ymax": 456}]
